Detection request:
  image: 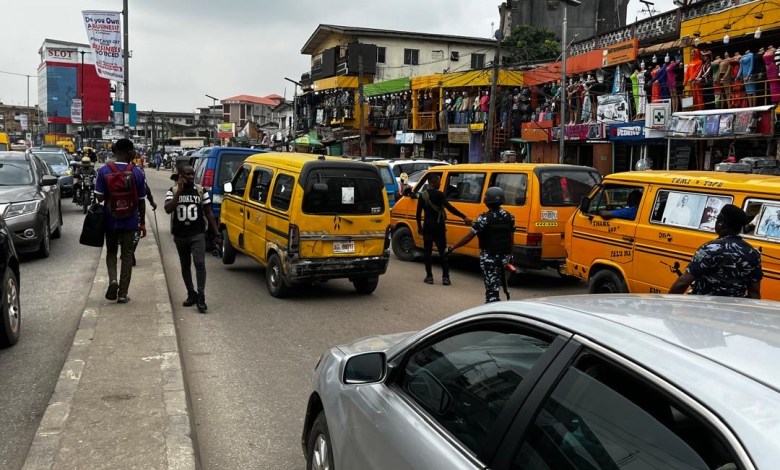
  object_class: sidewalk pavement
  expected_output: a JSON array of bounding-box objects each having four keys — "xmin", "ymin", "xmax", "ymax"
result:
[{"xmin": 22, "ymin": 225, "xmax": 197, "ymax": 470}]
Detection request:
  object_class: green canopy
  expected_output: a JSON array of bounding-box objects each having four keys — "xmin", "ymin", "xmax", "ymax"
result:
[
  {"xmin": 294, "ymin": 135, "xmax": 323, "ymax": 147},
  {"xmin": 364, "ymin": 77, "xmax": 411, "ymax": 98}
]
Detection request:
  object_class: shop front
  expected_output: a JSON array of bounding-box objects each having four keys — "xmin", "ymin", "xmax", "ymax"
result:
[
  {"xmin": 551, "ymin": 123, "xmax": 613, "ymax": 174},
  {"xmin": 608, "ymin": 121, "xmax": 668, "ymax": 172}
]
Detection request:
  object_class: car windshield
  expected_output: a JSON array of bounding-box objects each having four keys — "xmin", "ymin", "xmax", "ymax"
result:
[
  {"xmin": 0, "ymin": 161, "xmax": 33, "ymax": 185},
  {"xmin": 302, "ymin": 167, "xmax": 385, "ymax": 215},
  {"xmin": 218, "ymin": 154, "xmax": 251, "ymax": 190},
  {"xmin": 36, "ymin": 152, "xmax": 68, "ymax": 167},
  {"xmin": 537, "ymin": 169, "xmax": 601, "ymax": 206},
  {"xmin": 392, "ymin": 162, "xmax": 445, "ymax": 177}
]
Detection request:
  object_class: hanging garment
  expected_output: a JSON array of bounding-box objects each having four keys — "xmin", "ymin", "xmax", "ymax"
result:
[
  {"xmin": 651, "ymin": 66, "xmax": 661, "ymax": 103},
  {"xmin": 764, "ymin": 49, "xmax": 780, "ymax": 104},
  {"xmin": 737, "ymin": 52, "xmax": 756, "ymax": 95},
  {"xmin": 685, "ymin": 49, "xmax": 704, "ymax": 110},
  {"xmin": 730, "ymin": 56, "xmax": 747, "ymax": 108},
  {"xmin": 752, "ymin": 51, "xmax": 767, "ymax": 104},
  {"xmin": 637, "ymin": 70, "xmax": 647, "ymax": 116},
  {"xmin": 630, "ymin": 70, "xmax": 640, "ymax": 111},
  {"xmin": 656, "ymin": 64, "xmax": 670, "ymax": 100}
]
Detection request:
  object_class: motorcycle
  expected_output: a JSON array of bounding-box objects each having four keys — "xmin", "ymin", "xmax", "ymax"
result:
[{"xmin": 77, "ymin": 175, "xmax": 96, "ymax": 214}]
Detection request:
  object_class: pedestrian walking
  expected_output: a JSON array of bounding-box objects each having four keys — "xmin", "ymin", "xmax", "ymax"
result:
[
  {"xmin": 416, "ymin": 173, "xmax": 471, "ymax": 285},
  {"xmin": 94, "ymin": 138, "xmax": 147, "ymax": 304},
  {"xmin": 669, "ymin": 204, "xmax": 762, "ymax": 298},
  {"xmin": 164, "ymin": 165, "xmax": 222, "ymax": 313},
  {"xmin": 446, "ymin": 187, "xmax": 515, "ymax": 303}
]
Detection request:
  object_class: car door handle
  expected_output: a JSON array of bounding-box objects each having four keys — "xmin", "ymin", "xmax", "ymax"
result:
[
  {"xmin": 622, "ymin": 236, "xmax": 635, "ymax": 243},
  {"xmin": 246, "ymin": 211, "xmax": 251, "ymax": 219}
]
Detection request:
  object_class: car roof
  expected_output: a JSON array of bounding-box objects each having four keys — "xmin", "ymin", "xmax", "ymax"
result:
[
  {"xmin": 424, "ymin": 163, "xmax": 598, "ymax": 172},
  {"xmin": 605, "ymin": 170, "xmax": 780, "ymax": 189},
  {"xmin": 244, "ymin": 152, "xmax": 355, "ymax": 171},
  {"xmin": 0, "ymin": 151, "xmax": 29, "ymax": 160},
  {"xmin": 408, "ymin": 294, "xmax": 780, "ymax": 467}
]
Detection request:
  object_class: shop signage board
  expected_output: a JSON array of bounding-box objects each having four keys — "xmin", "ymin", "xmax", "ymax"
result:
[
  {"xmin": 646, "ymin": 102, "xmax": 671, "ymax": 130},
  {"xmin": 423, "ymin": 132, "xmax": 436, "ymax": 141},
  {"xmin": 603, "ymin": 39, "xmax": 638, "ymax": 67},
  {"xmin": 551, "ymin": 123, "xmax": 604, "ymax": 141},
  {"xmin": 448, "ymin": 124, "xmax": 470, "ymax": 144},
  {"xmin": 217, "ymin": 123, "xmax": 235, "ymax": 138},
  {"xmin": 597, "ymin": 94, "xmax": 630, "ymax": 123},
  {"xmin": 667, "ymin": 106, "xmax": 774, "ymax": 138},
  {"xmin": 608, "ymin": 122, "xmax": 644, "ymax": 140}
]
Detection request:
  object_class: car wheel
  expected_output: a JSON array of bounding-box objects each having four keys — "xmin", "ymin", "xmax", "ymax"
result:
[
  {"xmin": 391, "ymin": 226, "xmax": 417, "ymax": 261},
  {"xmin": 588, "ymin": 269, "xmax": 628, "ymax": 294},
  {"xmin": 0, "ymin": 268, "xmax": 21, "ymax": 348},
  {"xmin": 307, "ymin": 412, "xmax": 335, "ymax": 470},
  {"xmin": 221, "ymin": 228, "xmax": 236, "ymax": 265},
  {"xmin": 37, "ymin": 216, "xmax": 51, "ymax": 258},
  {"xmin": 52, "ymin": 205, "xmax": 62, "ymax": 239},
  {"xmin": 265, "ymin": 253, "xmax": 289, "ymax": 298},
  {"xmin": 352, "ymin": 276, "xmax": 379, "ymax": 295}
]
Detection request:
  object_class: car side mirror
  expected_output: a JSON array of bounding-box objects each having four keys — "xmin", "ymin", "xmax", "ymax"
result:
[
  {"xmin": 223, "ymin": 182, "xmax": 233, "ymax": 194},
  {"xmin": 343, "ymin": 352, "xmax": 386, "ymax": 385},
  {"xmin": 403, "ymin": 187, "xmax": 412, "ymax": 197},
  {"xmin": 312, "ymin": 182, "xmax": 329, "ymax": 193},
  {"xmin": 579, "ymin": 196, "xmax": 591, "ymax": 211},
  {"xmin": 41, "ymin": 175, "xmax": 58, "ymax": 186}
]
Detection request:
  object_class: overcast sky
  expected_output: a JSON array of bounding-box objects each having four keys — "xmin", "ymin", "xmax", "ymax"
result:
[{"xmin": 0, "ymin": 0, "xmax": 674, "ymax": 112}]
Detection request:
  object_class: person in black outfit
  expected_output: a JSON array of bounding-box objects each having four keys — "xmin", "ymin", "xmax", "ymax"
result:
[{"xmin": 416, "ymin": 173, "xmax": 471, "ymax": 285}]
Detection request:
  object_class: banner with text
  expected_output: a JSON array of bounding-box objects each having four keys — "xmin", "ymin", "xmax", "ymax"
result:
[
  {"xmin": 82, "ymin": 10, "xmax": 124, "ymax": 81},
  {"xmin": 71, "ymin": 99, "xmax": 83, "ymax": 124}
]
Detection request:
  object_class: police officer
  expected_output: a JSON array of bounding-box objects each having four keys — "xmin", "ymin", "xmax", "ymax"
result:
[{"xmin": 446, "ymin": 187, "xmax": 515, "ymax": 303}]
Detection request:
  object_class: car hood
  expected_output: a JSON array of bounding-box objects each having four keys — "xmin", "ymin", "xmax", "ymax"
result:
[
  {"xmin": 336, "ymin": 331, "xmax": 414, "ymax": 356},
  {"xmin": 51, "ymin": 164, "xmax": 70, "ymax": 173},
  {"xmin": 0, "ymin": 185, "xmax": 39, "ymax": 203}
]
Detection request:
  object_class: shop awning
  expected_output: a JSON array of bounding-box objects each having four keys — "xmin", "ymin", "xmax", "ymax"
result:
[
  {"xmin": 365, "ymin": 77, "xmax": 410, "ymax": 97},
  {"xmin": 638, "ymin": 39, "xmax": 683, "ymax": 56},
  {"xmin": 667, "ymin": 105, "xmax": 776, "ymax": 139}
]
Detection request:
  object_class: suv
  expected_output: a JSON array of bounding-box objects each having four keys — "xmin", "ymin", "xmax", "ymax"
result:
[
  {"xmin": 0, "ymin": 214, "xmax": 20, "ymax": 348},
  {"xmin": 191, "ymin": 147, "xmax": 266, "ymax": 221}
]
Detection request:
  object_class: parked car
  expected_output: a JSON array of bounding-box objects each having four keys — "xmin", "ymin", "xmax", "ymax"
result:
[
  {"xmin": 376, "ymin": 158, "xmax": 450, "ymax": 193},
  {"xmin": 191, "ymin": 146, "xmax": 267, "ymax": 220},
  {"xmin": 0, "ymin": 214, "xmax": 20, "ymax": 348},
  {"xmin": 303, "ymin": 294, "xmax": 780, "ymax": 470},
  {"xmin": 0, "ymin": 152, "xmax": 62, "ymax": 257},
  {"xmin": 29, "ymin": 147, "xmax": 75, "ymax": 197},
  {"xmin": 371, "ymin": 162, "xmax": 400, "ymax": 208}
]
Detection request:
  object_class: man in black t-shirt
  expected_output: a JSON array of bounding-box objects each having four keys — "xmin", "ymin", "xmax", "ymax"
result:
[
  {"xmin": 416, "ymin": 174, "xmax": 471, "ymax": 285},
  {"xmin": 164, "ymin": 166, "xmax": 222, "ymax": 313}
]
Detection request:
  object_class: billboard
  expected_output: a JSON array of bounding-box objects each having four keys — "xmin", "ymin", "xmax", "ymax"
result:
[
  {"xmin": 217, "ymin": 123, "xmax": 235, "ymax": 138},
  {"xmin": 81, "ymin": 62, "xmax": 111, "ymax": 122},
  {"xmin": 82, "ymin": 10, "xmax": 124, "ymax": 81}
]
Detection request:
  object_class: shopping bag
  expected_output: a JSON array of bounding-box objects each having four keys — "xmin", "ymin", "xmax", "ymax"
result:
[{"xmin": 79, "ymin": 203, "xmax": 106, "ymax": 247}]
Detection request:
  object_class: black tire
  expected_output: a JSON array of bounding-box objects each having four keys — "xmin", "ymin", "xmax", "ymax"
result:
[
  {"xmin": 588, "ymin": 269, "xmax": 628, "ymax": 294},
  {"xmin": 306, "ymin": 412, "xmax": 335, "ymax": 470},
  {"xmin": 37, "ymin": 216, "xmax": 51, "ymax": 258},
  {"xmin": 82, "ymin": 192, "xmax": 89, "ymax": 214},
  {"xmin": 265, "ymin": 253, "xmax": 290, "ymax": 298},
  {"xmin": 391, "ymin": 226, "xmax": 416, "ymax": 261},
  {"xmin": 0, "ymin": 268, "xmax": 20, "ymax": 348},
  {"xmin": 52, "ymin": 205, "xmax": 62, "ymax": 239},
  {"xmin": 352, "ymin": 276, "xmax": 379, "ymax": 295},
  {"xmin": 221, "ymin": 228, "xmax": 236, "ymax": 265}
]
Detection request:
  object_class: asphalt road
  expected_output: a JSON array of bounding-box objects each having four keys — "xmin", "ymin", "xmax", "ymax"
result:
[
  {"xmin": 0, "ymin": 197, "xmax": 102, "ymax": 470},
  {"xmin": 144, "ymin": 168, "xmax": 587, "ymax": 470}
]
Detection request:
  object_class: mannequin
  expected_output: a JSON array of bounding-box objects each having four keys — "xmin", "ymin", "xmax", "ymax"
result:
[
  {"xmin": 697, "ymin": 51, "xmax": 713, "ymax": 109},
  {"xmin": 630, "ymin": 67, "xmax": 640, "ymax": 116},
  {"xmin": 637, "ymin": 62, "xmax": 647, "ymax": 118},
  {"xmin": 453, "ymin": 91, "xmax": 464, "ymax": 124},
  {"xmin": 642, "ymin": 63, "xmax": 653, "ymax": 108},
  {"xmin": 717, "ymin": 52, "xmax": 733, "ymax": 108},
  {"xmin": 737, "ymin": 50, "xmax": 756, "ymax": 107},
  {"xmin": 581, "ymin": 74, "xmax": 594, "ymax": 122},
  {"xmin": 460, "ymin": 90, "xmax": 472, "ymax": 123},
  {"xmin": 753, "ymin": 47, "xmax": 767, "ymax": 106},
  {"xmin": 711, "ymin": 55, "xmax": 723, "ymax": 108},
  {"xmin": 567, "ymin": 78, "xmax": 578, "ymax": 124},
  {"xmin": 667, "ymin": 58, "xmax": 679, "ymax": 112},
  {"xmin": 730, "ymin": 52, "xmax": 746, "ymax": 108},
  {"xmin": 764, "ymin": 46, "xmax": 780, "ymax": 104},
  {"xmin": 472, "ymin": 89, "xmax": 481, "ymax": 122},
  {"xmin": 591, "ymin": 70, "xmax": 607, "ymax": 120},
  {"xmin": 479, "ymin": 90, "xmax": 490, "ymax": 123},
  {"xmin": 685, "ymin": 48, "xmax": 704, "ymax": 110}
]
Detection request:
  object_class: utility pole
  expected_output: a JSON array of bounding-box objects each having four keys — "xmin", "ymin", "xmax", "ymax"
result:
[
  {"xmin": 484, "ymin": 2, "xmax": 507, "ymax": 162},
  {"xmin": 80, "ymin": 50, "xmax": 86, "ymax": 148},
  {"xmin": 358, "ymin": 49, "xmax": 366, "ymax": 159},
  {"xmin": 122, "ymin": 0, "xmax": 130, "ymax": 138}
]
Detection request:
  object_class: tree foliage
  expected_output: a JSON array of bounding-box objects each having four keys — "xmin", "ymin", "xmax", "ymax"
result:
[{"xmin": 503, "ymin": 25, "xmax": 560, "ymax": 65}]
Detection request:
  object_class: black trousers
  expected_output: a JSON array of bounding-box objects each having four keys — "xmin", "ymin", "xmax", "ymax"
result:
[{"xmin": 423, "ymin": 229, "xmax": 448, "ymax": 278}]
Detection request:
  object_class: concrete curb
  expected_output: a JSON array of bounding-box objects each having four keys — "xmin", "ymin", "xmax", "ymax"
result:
[{"xmin": 22, "ymin": 227, "xmax": 196, "ymax": 470}]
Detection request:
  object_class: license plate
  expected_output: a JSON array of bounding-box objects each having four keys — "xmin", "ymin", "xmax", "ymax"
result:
[{"xmin": 333, "ymin": 241, "xmax": 355, "ymax": 254}]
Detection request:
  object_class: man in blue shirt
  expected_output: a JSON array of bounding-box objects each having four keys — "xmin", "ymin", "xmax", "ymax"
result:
[
  {"xmin": 599, "ymin": 190, "xmax": 642, "ymax": 221},
  {"xmin": 94, "ymin": 139, "xmax": 147, "ymax": 304}
]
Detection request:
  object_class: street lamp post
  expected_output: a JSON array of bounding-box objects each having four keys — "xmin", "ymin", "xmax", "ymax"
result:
[
  {"xmin": 558, "ymin": 0, "xmax": 581, "ymax": 164},
  {"xmin": 205, "ymin": 94, "xmax": 219, "ymax": 145},
  {"xmin": 80, "ymin": 50, "xmax": 86, "ymax": 149}
]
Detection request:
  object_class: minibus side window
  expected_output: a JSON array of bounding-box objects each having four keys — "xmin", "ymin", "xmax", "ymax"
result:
[
  {"xmin": 650, "ymin": 190, "xmax": 733, "ymax": 232},
  {"xmin": 230, "ymin": 164, "xmax": 252, "ymax": 198},
  {"xmin": 585, "ymin": 186, "xmax": 642, "ymax": 217},
  {"xmin": 271, "ymin": 174, "xmax": 295, "ymax": 212},
  {"xmin": 445, "ymin": 172, "xmax": 486, "ymax": 203},
  {"xmin": 743, "ymin": 199, "xmax": 780, "ymax": 239},
  {"xmin": 249, "ymin": 168, "xmax": 273, "ymax": 204},
  {"xmin": 490, "ymin": 173, "xmax": 528, "ymax": 206}
]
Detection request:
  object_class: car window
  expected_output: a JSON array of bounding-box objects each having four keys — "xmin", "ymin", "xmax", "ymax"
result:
[
  {"xmin": 249, "ymin": 168, "xmax": 273, "ymax": 204},
  {"xmin": 538, "ymin": 169, "xmax": 601, "ymax": 206},
  {"xmin": 0, "ymin": 160, "xmax": 34, "ymax": 185},
  {"xmin": 583, "ymin": 185, "xmax": 644, "ymax": 219},
  {"xmin": 490, "ymin": 173, "xmax": 528, "ymax": 206},
  {"xmin": 271, "ymin": 174, "xmax": 295, "ymax": 212},
  {"xmin": 193, "ymin": 156, "xmax": 206, "ymax": 182},
  {"xmin": 218, "ymin": 153, "xmax": 252, "ymax": 190},
  {"xmin": 444, "ymin": 172, "xmax": 486, "ymax": 203},
  {"xmin": 743, "ymin": 198, "xmax": 780, "ymax": 240},
  {"xmin": 650, "ymin": 190, "xmax": 733, "ymax": 232},
  {"xmin": 230, "ymin": 164, "xmax": 251, "ymax": 198},
  {"xmin": 377, "ymin": 167, "xmax": 395, "ymax": 187},
  {"xmin": 397, "ymin": 327, "xmax": 553, "ymax": 456},
  {"xmin": 302, "ymin": 167, "xmax": 384, "ymax": 215},
  {"xmin": 512, "ymin": 355, "xmax": 741, "ymax": 470},
  {"xmin": 35, "ymin": 152, "xmax": 68, "ymax": 167}
]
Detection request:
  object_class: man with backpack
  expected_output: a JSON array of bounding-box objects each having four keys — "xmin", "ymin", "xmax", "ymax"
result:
[
  {"xmin": 94, "ymin": 139, "xmax": 147, "ymax": 304},
  {"xmin": 416, "ymin": 173, "xmax": 471, "ymax": 285},
  {"xmin": 164, "ymin": 165, "xmax": 221, "ymax": 313}
]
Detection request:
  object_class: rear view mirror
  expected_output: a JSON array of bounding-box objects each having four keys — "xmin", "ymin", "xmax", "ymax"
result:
[
  {"xmin": 312, "ymin": 183, "xmax": 329, "ymax": 193},
  {"xmin": 343, "ymin": 352, "xmax": 386, "ymax": 384},
  {"xmin": 223, "ymin": 182, "xmax": 233, "ymax": 194},
  {"xmin": 579, "ymin": 196, "xmax": 591, "ymax": 211}
]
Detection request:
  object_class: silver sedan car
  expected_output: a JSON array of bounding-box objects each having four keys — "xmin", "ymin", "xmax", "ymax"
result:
[{"xmin": 303, "ymin": 295, "xmax": 780, "ymax": 470}]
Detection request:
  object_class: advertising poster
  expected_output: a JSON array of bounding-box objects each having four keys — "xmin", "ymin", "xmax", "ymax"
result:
[
  {"xmin": 71, "ymin": 99, "xmax": 82, "ymax": 124},
  {"xmin": 662, "ymin": 192, "xmax": 707, "ymax": 228},
  {"xmin": 217, "ymin": 123, "xmax": 235, "ymax": 138},
  {"xmin": 597, "ymin": 94, "xmax": 629, "ymax": 123},
  {"xmin": 718, "ymin": 114, "xmax": 734, "ymax": 136},
  {"xmin": 697, "ymin": 196, "xmax": 733, "ymax": 232},
  {"xmin": 704, "ymin": 115, "xmax": 720, "ymax": 136},
  {"xmin": 733, "ymin": 112, "xmax": 754, "ymax": 134},
  {"xmin": 755, "ymin": 204, "xmax": 780, "ymax": 238},
  {"xmin": 82, "ymin": 10, "xmax": 124, "ymax": 81}
]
